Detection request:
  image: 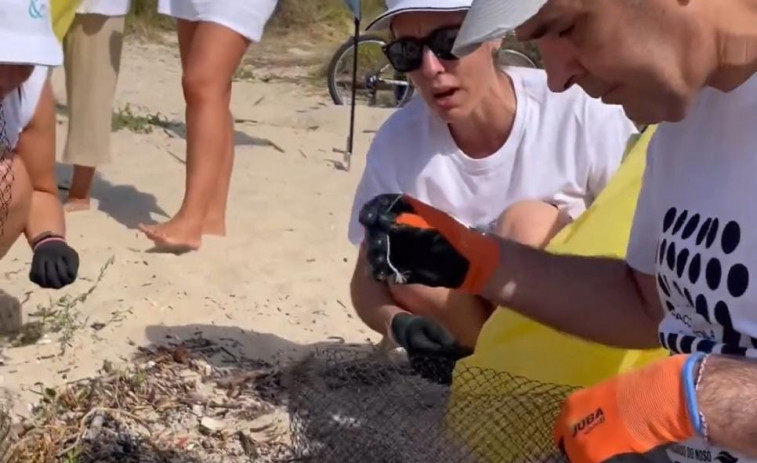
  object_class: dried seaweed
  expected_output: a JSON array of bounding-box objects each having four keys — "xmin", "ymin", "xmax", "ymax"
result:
[{"xmin": 8, "ymin": 338, "xmax": 292, "ymax": 463}]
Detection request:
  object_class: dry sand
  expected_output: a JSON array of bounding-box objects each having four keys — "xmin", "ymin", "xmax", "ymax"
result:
[{"xmin": 0, "ymin": 33, "xmax": 394, "ymax": 420}]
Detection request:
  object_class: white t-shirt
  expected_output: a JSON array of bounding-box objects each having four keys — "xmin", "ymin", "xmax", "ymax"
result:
[
  {"xmin": 2, "ymin": 65, "xmax": 47, "ymax": 151},
  {"xmin": 77, "ymin": 0, "xmax": 132, "ymax": 16},
  {"xmin": 347, "ymin": 66, "xmax": 638, "ymax": 245},
  {"xmin": 626, "ymin": 74, "xmax": 757, "ymax": 463}
]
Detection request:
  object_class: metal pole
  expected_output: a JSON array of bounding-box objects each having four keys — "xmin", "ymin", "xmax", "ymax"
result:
[{"xmin": 344, "ymin": 16, "xmax": 360, "ymax": 172}]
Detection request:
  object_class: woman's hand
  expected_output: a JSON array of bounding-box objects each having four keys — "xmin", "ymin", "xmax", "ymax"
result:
[{"xmin": 29, "ymin": 234, "xmax": 79, "ymax": 289}]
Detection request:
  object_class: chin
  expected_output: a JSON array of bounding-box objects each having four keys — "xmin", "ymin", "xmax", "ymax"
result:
[
  {"xmin": 622, "ymin": 95, "xmax": 691, "ymax": 125},
  {"xmin": 435, "ymin": 105, "xmax": 471, "ymax": 125}
]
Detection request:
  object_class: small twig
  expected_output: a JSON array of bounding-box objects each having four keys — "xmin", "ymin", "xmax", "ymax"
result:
[{"xmin": 267, "ymin": 140, "xmax": 286, "ymax": 153}]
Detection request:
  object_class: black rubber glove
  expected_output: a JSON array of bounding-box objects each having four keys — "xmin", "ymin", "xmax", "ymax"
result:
[
  {"xmin": 390, "ymin": 313, "xmax": 473, "ymax": 385},
  {"xmin": 30, "ymin": 239, "xmax": 79, "ymax": 289},
  {"xmin": 359, "ymin": 194, "xmax": 499, "ymax": 293}
]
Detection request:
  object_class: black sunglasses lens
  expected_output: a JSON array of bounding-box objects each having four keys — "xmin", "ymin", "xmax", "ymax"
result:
[
  {"xmin": 385, "ymin": 40, "xmax": 424, "ymax": 73},
  {"xmin": 428, "ymin": 27, "xmax": 459, "ymax": 60}
]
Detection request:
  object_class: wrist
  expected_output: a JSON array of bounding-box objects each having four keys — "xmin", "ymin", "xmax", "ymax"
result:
[
  {"xmin": 30, "ymin": 231, "xmax": 66, "ymax": 251},
  {"xmin": 480, "ymin": 237, "xmax": 516, "ymax": 303},
  {"xmin": 460, "ymin": 231, "xmax": 502, "ymax": 294},
  {"xmin": 385, "ymin": 309, "xmax": 409, "ymax": 341},
  {"xmin": 681, "ymin": 352, "xmax": 710, "ymax": 441}
]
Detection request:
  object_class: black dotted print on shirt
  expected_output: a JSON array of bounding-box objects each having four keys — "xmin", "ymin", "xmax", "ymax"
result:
[{"xmin": 656, "ymin": 207, "xmax": 753, "ymax": 355}]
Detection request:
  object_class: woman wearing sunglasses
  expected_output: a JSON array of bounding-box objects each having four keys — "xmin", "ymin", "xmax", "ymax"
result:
[
  {"xmin": 0, "ymin": 0, "xmax": 79, "ymax": 289},
  {"xmin": 347, "ymin": 0, "xmax": 638, "ymax": 357}
]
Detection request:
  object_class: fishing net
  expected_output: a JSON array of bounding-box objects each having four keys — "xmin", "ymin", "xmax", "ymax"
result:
[
  {"xmin": 0, "ymin": 102, "xmax": 13, "ymax": 238},
  {"xmin": 284, "ymin": 345, "xmax": 577, "ymax": 463}
]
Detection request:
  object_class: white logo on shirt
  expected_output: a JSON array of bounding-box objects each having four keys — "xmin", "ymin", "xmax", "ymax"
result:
[{"xmin": 655, "ymin": 206, "xmax": 755, "ymax": 356}]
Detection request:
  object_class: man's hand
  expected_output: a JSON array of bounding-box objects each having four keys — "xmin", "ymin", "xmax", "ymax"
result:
[
  {"xmin": 554, "ymin": 353, "xmax": 706, "ymax": 463},
  {"xmin": 30, "ymin": 237, "xmax": 79, "ymax": 289},
  {"xmin": 358, "ymin": 194, "xmax": 500, "ymax": 293}
]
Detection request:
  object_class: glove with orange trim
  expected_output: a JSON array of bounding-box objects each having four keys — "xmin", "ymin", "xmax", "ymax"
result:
[
  {"xmin": 553, "ymin": 353, "xmax": 709, "ymax": 463},
  {"xmin": 358, "ymin": 194, "xmax": 500, "ymax": 293}
]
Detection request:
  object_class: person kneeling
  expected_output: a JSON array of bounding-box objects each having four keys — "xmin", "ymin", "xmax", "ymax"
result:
[
  {"xmin": 347, "ymin": 0, "xmax": 637, "ymax": 361},
  {"xmin": 0, "ymin": 0, "xmax": 79, "ymax": 289}
]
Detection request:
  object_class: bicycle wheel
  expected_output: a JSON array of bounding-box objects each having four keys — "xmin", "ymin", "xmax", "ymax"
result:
[
  {"xmin": 327, "ymin": 34, "xmax": 414, "ymax": 108},
  {"xmin": 497, "ymin": 48, "xmax": 539, "ymax": 69}
]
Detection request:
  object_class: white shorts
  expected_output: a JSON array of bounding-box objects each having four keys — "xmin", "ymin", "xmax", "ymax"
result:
[{"xmin": 157, "ymin": 0, "xmax": 278, "ymax": 42}]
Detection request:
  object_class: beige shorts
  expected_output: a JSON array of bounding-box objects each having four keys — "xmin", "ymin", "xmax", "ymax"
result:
[{"xmin": 62, "ymin": 13, "xmax": 126, "ymax": 168}]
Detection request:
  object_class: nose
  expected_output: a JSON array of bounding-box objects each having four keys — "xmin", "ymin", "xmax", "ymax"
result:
[
  {"xmin": 417, "ymin": 47, "xmax": 445, "ymax": 79},
  {"xmin": 538, "ymin": 39, "xmax": 584, "ymax": 93}
]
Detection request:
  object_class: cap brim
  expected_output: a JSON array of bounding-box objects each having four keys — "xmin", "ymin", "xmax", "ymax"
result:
[
  {"xmin": 452, "ymin": 0, "xmax": 548, "ymax": 57},
  {"xmin": 365, "ymin": 6, "xmax": 471, "ymax": 31},
  {"xmin": 0, "ymin": 32, "xmax": 62, "ymax": 67}
]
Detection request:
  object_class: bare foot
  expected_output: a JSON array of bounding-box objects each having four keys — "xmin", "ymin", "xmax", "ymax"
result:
[
  {"xmin": 64, "ymin": 197, "xmax": 91, "ymax": 212},
  {"xmin": 138, "ymin": 220, "xmax": 202, "ymax": 254}
]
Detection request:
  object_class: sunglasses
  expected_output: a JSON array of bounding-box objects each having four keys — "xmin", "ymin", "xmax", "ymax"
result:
[{"xmin": 382, "ymin": 26, "xmax": 461, "ymax": 73}]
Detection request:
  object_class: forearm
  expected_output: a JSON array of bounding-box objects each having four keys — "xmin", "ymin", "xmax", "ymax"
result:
[
  {"xmin": 481, "ymin": 238, "xmax": 662, "ymax": 349},
  {"xmin": 23, "ymin": 191, "xmax": 65, "ymax": 244},
  {"xmin": 697, "ymin": 355, "xmax": 757, "ymax": 457},
  {"xmin": 17, "ymin": 79, "xmax": 62, "ymax": 246}
]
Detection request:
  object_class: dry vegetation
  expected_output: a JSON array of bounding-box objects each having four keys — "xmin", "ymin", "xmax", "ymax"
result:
[{"xmin": 8, "ymin": 338, "xmax": 292, "ymax": 462}]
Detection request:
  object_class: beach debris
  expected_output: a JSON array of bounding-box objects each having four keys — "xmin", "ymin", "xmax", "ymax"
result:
[{"xmin": 7, "ymin": 337, "xmax": 291, "ymax": 462}]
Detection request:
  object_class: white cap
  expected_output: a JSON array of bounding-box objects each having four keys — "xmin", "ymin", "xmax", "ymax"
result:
[
  {"xmin": 0, "ymin": 0, "xmax": 63, "ymax": 66},
  {"xmin": 453, "ymin": 0, "xmax": 548, "ymax": 57},
  {"xmin": 365, "ymin": 0, "xmax": 472, "ymax": 32}
]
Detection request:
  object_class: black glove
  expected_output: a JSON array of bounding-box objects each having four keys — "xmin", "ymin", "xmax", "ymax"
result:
[
  {"xmin": 359, "ymin": 194, "xmax": 499, "ymax": 293},
  {"xmin": 30, "ymin": 238, "xmax": 79, "ymax": 289},
  {"xmin": 390, "ymin": 313, "xmax": 473, "ymax": 385}
]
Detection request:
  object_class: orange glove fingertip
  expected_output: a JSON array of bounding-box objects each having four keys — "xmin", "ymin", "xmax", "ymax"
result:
[{"xmin": 396, "ymin": 212, "xmax": 432, "ymax": 230}]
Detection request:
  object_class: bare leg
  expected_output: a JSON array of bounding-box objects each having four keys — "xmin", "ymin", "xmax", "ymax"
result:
[
  {"xmin": 494, "ymin": 200, "xmax": 572, "ymax": 248},
  {"xmin": 202, "ymin": 106, "xmax": 234, "ymax": 236},
  {"xmin": 139, "ymin": 20, "xmax": 249, "ymax": 251},
  {"xmin": 64, "ymin": 165, "xmax": 95, "ymax": 212},
  {"xmin": 389, "ymin": 283, "xmax": 494, "ymax": 349},
  {"xmin": 388, "ymin": 200, "xmax": 572, "ymax": 349},
  {"xmin": 0, "ymin": 157, "xmax": 32, "ymax": 259}
]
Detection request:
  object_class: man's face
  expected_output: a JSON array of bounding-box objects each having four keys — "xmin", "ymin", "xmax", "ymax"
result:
[
  {"xmin": 517, "ymin": 0, "xmax": 711, "ymax": 123},
  {"xmin": 392, "ymin": 11, "xmax": 500, "ymax": 123},
  {"xmin": 0, "ymin": 64, "xmax": 33, "ymax": 99}
]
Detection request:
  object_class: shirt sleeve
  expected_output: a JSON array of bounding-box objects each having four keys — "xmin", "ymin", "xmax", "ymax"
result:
[
  {"xmin": 585, "ymin": 104, "xmax": 639, "ymax": 204},
  {"xmin": 625, "ymin": 134, "xmax": 660, "ymax": 275},
  {"xmin": 346, "ymin": 133, "xmax": 402, "ymax": 246},
  {"xmin": 19, "ymin": 66, "xmax": 48, "ymax": 130}
]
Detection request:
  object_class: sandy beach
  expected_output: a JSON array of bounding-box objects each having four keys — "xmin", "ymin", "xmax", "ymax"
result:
[{"xmin": 0, "ymin": 32, "xmax": 393, "ymax": 420}]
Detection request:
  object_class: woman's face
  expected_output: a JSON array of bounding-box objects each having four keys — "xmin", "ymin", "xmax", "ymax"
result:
[
  {"xmin": 0, "ymin": 64, "xmax": 33, "ymax": 99},
  {"xmin": 391, "ymin": 11, "xmax": 499, "ymax": 123}
]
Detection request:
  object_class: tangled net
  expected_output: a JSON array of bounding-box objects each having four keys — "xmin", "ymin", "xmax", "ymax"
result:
[
  {"xmin": 0, "ymin": 102, "xmax": 13, "ymax": 237},
  {"xmin": 284, "ymin": 345, "xmax": 577, "ymax": 463},
  {"xmin": 4, "ymin": 341, "xmax": 580, "ymax": 462}
]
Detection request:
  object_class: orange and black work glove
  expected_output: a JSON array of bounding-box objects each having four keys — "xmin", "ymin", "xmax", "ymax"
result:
[
  {"xmin": 358, "ymin": 194, "xmax": 500, "ymax": 293},
  {"xmin": 554, "ymin": 353, "xmax": 709, "ymax": 463}
]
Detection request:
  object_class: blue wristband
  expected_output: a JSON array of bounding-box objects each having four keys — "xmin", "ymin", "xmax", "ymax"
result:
[{"xmin": 681, "ymin": 352, "xmax": 708, "ymax": 438}]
